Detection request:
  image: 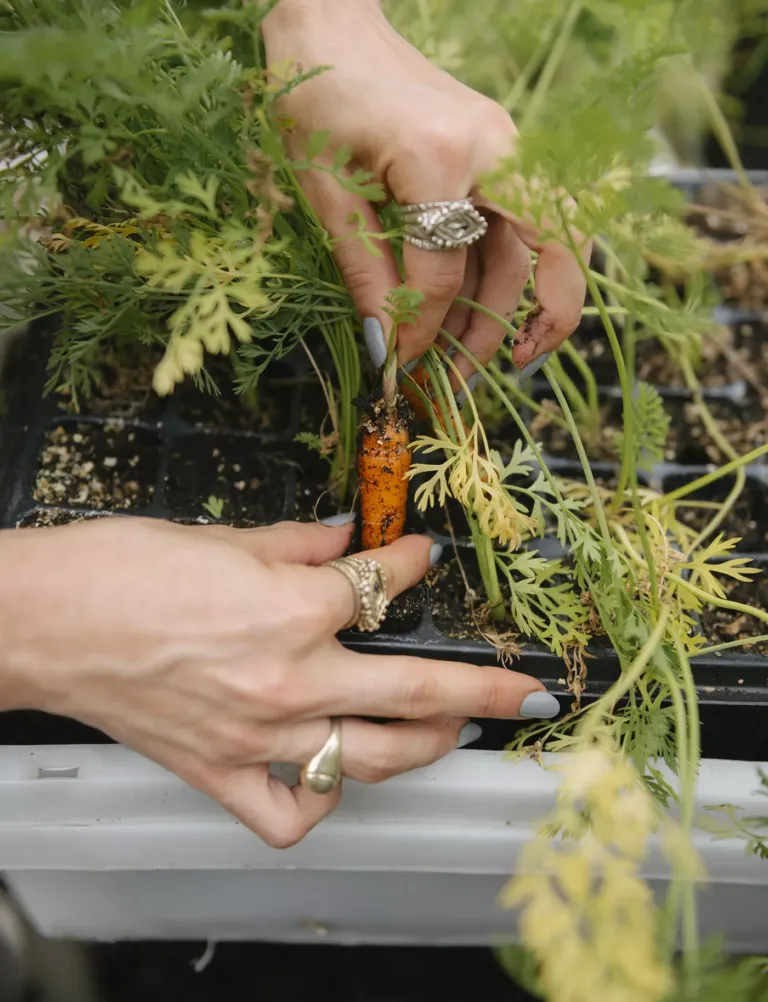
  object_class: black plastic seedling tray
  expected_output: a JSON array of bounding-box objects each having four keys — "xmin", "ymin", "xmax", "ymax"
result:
[{"xmin": 0, "ymin": 169, "xmax": 766, "ymax": 759}]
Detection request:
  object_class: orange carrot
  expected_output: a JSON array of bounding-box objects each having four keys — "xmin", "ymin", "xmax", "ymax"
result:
[{"xmin": 358, "ymin": 399, "xmax": 411, "ymax": 550}]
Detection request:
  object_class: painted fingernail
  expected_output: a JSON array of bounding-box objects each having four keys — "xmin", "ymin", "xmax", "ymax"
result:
[
  {"xmin": 456, "ymin": 722, "xmax": 483, "ymax": 748},
  {"xmin": 455, "ymin": 371, "xmax": 481, "ymax": 407},
  {"xmin": 519, "ymin": 351, "xmax": 552, "ymax": 380},
  {"xmin": 403, "ymin": 358, "xmax": 420, "ymax": 374},
  {"xmin": 519, "ymin": 691, "xmax": 561, "ymax": 719},
  {"xmin": 320, "ymin": 511, "xmax": 356, "ymax": 527},
  {"xmin": 363, "ymin": 317, "xmax": 387, "ymax": 368},
  {"xmin": 429, "ymin": 542, "xmax": 444, "ymax": 566}
]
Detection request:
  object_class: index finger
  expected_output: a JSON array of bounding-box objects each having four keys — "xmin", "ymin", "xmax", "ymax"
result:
[
  {"xmin": 313, "ymin": 534, "xmax": 440, "ymax": 633},
  {"xmin": 333, "ymin": 651, "xmax": 561, "ymax": 722},
  {"xmin": 396, "ymin": 241, "xmax": 468, "ymax": 365}
]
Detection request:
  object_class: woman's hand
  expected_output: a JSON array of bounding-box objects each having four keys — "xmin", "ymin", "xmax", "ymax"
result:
[
  {"xmin": 263, "ymin": 0, "xmax": 589, "ymax": 379},
  {"xmin": 0, "ymin": 517, "xmax": 558, "ymax": 847}
]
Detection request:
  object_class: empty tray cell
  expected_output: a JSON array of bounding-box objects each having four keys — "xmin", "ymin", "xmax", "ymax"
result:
[
  {"xmin": 665, "ymin": 398, "xmax": 766, "ymax": 466},
  {"xmin": 292, "ymin": 440, "xmax": 348, "ymax": 523},
  {"xmin": 54, "ymin": 346, "xmax": 166, "ymax": 421},
  {"xmin": 635, "ymin": 328, "xmax": 744, "ymax": 391},
  {"xmin": 33, "ymin": 422, "xmax": 159, "ymax": 510},
  {"xmin": 16, "ymin": 507, "xmax": 110, "ymax": 528},
  {"xmin": 663, "ymin": 473, "xmax": 768, "ymax": 552},
  {"xmin": 179, "ymin": 358, "xmax": 296, "ymax": 434},
  {"xmin": 700, "ymin": 566, "xmax": 768, "ymax": 656},
  {"xmin": 429, "ymin": 555, "xmax": 491, "ymax": 642},
  {"xmin": 428, "ymin": 545, "xmax": 575, "ymax": 651},
  {"xmin": 165, "ymin": 435, "xmax": 291, "ymax": 525}
]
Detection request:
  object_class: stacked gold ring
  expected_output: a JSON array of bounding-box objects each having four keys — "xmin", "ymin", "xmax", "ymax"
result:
[{"xmin": 324, "ymin": 556, "xmax": 389, "ymax": 632}]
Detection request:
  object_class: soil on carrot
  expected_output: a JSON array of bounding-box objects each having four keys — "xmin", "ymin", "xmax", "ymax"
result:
[
  {"xmin": 179, "ymin": 358, "xmax": 295, "ymax": 433},
  {"xmin": 55, "ymin": 347, "xmax": 164, "ymax": 420},
  {"xmin": 164, "ymin": 434, "xmax": 290, "ymax": 524},
  {"xmin": 665, "ymin": 474, "xmax": 768, "ymax": 552},
  {"xmin": 33, "ymin": 422, "xmax": 159, "ymax": 510},
  {"xmin": 700, "ymin": 570, "xmax": 768, "ymax": 656}
]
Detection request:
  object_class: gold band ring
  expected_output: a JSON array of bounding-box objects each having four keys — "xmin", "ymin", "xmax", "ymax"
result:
[{"xmin": 300, "ymin": 716, "xmax": 342, "ymax": 795}]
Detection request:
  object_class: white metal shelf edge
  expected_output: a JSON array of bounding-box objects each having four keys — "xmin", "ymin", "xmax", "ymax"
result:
[{"xmin": 0, "ymin": 746, "xmax": 766, "ymax": 884}]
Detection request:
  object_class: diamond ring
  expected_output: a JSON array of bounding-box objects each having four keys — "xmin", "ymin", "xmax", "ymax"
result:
[{"xmin": 396, "ymin": 198, "xmax": 488, "ymax": 251}]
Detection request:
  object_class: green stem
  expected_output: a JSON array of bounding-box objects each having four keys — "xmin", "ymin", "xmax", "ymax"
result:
[
  {"xmin": 668, "ymin": 575, "xmax": 768, "ymax": 624},
  {"xmin": 696, "ymin": 69, "xmax": 751, "ymax": 192},
  {"xmin": 561, "ymin": 230, "xmax": 634, "ymax": 511},
  {"xmin": 658, "ymin": 649, "xmax": 697, "ymax": 967},
  {"xmin": 660, "ymin": 444, "xmax": 768, "ymax": 504},
  {"xmin": 471, "ymin": 517, "xmax": 504, "ymax": 616},
  {"xmin": 672, "ymin": 635, "xmax": 701, "ymax": 978},
  {"xmin": 587, "ymin": 608, "xmax": 671, "ymax": 719},
  {"xmin": 545, "ymin": 369, "xmax": 613, "ymax": 552},
  {"xmin": 562, "ymin": 224, "xmax": 661, "ymax": 613},
  {"xmin": 501, "ymin": 18, "xmax": 559, "ymax": 114},
  {"xmin": 561, "ymin": 339, "xmax": 600, "ymax": 421},
  {"xmin": 692, "ymin": 634, "xmax": 768, "ymax": 657},
  {"xmin": 547, "ymin": 353, "xmax": 591, "ymax": 425},
  {"xmin": 521, "ymin": 0, "xmax": 582, "ymax": 131},
  {"xmin": 679, "ymin": 356, "xmax": 744, "ymax": 550}
]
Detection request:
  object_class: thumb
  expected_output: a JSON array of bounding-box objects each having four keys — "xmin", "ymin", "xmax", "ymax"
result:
[
  {"xmin": 300, "ymin": 168, "xmax": 400, "ymax": 364},
  {"xmin": 197, "ymin": 517, "xmax": 355, "ymax": 566}
]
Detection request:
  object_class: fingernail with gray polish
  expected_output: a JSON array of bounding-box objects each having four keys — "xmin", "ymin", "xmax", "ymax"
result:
[
  {"xmin": 520, "ymin": 351, "xmax": 552, "ymax": 380},
  {"xmin": 320, "ymin": 511, "xmax": 356, "ymax": 527},
  {"xmin": 519, "ymin": 691, "xmax": 561, "ymax": 719},
  {"xmin": 363, "ymin": 317, "xmax": 387, "ymax": 369},
  {"xmin": 403, "ymin": 358, "xmax": 419, "ymax": 374},
  {"xmin": 456, "ymin": 371, "xmax": 481, "ymax": 407},
  {"xmin": 456, "ymin": 722, "xmax": 483, "ymax": 748},
  {"xmin": 429, "ymin": 542, "xmax": 444, "ymax": 567}
]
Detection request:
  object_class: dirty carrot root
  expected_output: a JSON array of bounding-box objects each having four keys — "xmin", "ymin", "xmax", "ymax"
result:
[{"xmin": 358, "ymin": 398, "xmax": 411, "ymax": 550}]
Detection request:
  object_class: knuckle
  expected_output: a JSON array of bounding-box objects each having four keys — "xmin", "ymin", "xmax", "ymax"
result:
[
  {"xmin": 400, "ymin": 663, "xmax": 440, "ymax": 717},
  {"xmin": 419, "ymin": 264, "xmax": 465, "ymax": 303},
  {"xmin": 511, "ymin": 247, "xmax": 532, "ymax": 284},
  {"xmin": 478, "ymin": 673, "xmax": 504, "ymax": 718},
  {"xmin": 552, "ymin": 305, "xmax": 583, "ymax": 337},
  {"xmin": 262, "ymin": 819, "xmax": 307, "ymax": 850},
  {"xmin": 480, "ymin": 100, "xmax": 517, "ymax": 140},
  {"xmin": 415, "ymin": 123, "xmax": 472, "ymax": 171},
  {"xmin": 200, "ymin": 720, "xmax": 264, "ymax": 766},
  {"xmin": 335, "ymin": 255, "xmax": 381, "ymax": 299},
  {"xmin": 252, "ymin": 660, "xmax": 301, "ymax": 721},
  {"xmin": 362, "ymin": 733, "xmax": 406, "ymax": 782}
]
